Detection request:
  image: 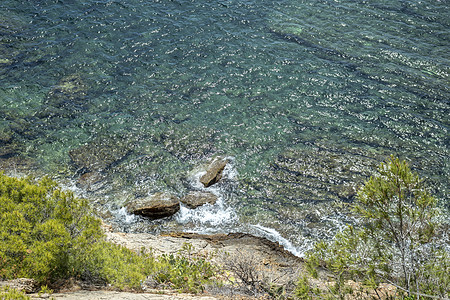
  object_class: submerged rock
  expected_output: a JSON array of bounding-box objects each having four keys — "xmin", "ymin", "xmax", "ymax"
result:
[
  {"xmin": 180, "ymin": 191, "xmax": 218, "ymax": 209},
  {"xmin": 126, "ymin": 192, "xmax": 180, "ymax": 219},
  {"xmin": 47, "ymin": 74, "xmax": 87, "ymax": 108},
  {"xmin": 260, "ymin": 143, "xmax": 383, "ymax": 203},
  {"xmin": 0, "ymin": 122, "xmax": 14, "ymax": 144},
  {"xmin": 159, "ymin": 123, "xmax": 219, "ymax": 161},
  {"xmin": 0, "ymin": 144, "xmax": 20, "ymax": 158},
  {"xmin": 0, "ymin": 123, "xmax": 21, "ymax": 158},
  {"xmin": 200, "ymin": 157, "xmax": 229, "ymax": 187},
  {"xmin": 69, "ymin": 136, "xmax": 132, "ymax": 172},
  {"xmin": 76, "ymin": 171, "xmax": 106, "ymax": 192}
]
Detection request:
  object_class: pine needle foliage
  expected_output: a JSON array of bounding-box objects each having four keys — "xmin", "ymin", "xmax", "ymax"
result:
[
  {"xmin": 0, "ymin": 286, "xmax": 30, "ymax": 300},
  {"xmin": 302, "ymin": 156, "xmax": 449, "ymax": 299},
  {"xmin": 0, "ymin": 173, "xmax": 220, "ymax": 292},
  {"xmin": 0, "ymin": 173, "xmax": 103, "ymax": 283}
]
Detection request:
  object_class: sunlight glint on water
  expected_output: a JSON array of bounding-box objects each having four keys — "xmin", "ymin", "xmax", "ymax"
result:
[{"xmin": 0, "ymin": 0, "xmax": 448, "ymax": 255}]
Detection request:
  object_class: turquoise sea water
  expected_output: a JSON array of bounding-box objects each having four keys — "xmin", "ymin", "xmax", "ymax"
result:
[{"xmin": 1, "ymin": 0, "xmax": 449, "ymax": 253}]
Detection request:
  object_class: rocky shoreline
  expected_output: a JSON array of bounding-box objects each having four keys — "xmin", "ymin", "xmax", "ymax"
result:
[{"xmin": 1, "ymin": 225, "xmax": 305, "ymax": 300}]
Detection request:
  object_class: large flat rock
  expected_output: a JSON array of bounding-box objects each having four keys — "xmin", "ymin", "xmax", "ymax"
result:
[
  {"xmin": 180, "ymin": 191, "xmax": 218, "ymax": 209},
  {"xmin": 126, "ymin": 193, "xmax": 180, "ymax": 219}
]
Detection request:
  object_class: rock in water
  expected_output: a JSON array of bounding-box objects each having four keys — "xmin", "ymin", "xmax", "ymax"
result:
[
  {"xmin": 200, "ymin": 157, "xmax": 228, "ymax": 187},
  {"xmin": 181, "ymin": 191, "xmax": 218, "ymax": 209},
  {"xmin": 126, "ymin": 192, "xmax": 180, "ymax": 219}
]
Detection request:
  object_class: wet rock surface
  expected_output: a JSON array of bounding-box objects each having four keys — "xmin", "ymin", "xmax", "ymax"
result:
[
  {"xmin": 200, "ymin": 157, "xmax": 229, "ymax": 188},
  {"xmin": 180, "ymin": 191, "xmax": 218, "ymax": 209},
  {"xmin": 126, "ymin": 192, "xmax": 181, "ymax": 219}
]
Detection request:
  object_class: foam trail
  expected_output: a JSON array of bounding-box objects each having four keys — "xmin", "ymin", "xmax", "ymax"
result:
[
  {"xmin": 252, "ymin": 224, "xmax": 302, "ymax": 257},
  {"xmin": 114, "ymin": 207, "xmax": 138, "ymax": 224},
  {"xmin": 177, "ymin": 157, "xmax": 238, "ymax": 230},
  {"xmin": 177, "ymin": 204, "xmax": 236, "ymax": 227}
]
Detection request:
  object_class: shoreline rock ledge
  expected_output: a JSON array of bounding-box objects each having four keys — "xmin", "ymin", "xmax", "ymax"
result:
[{"xmin": 126, "ymin": 192, "xmax": 180, "ymax": 219}]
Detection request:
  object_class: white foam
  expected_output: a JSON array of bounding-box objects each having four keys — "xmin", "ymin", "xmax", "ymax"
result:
[
  {"xmin": 251, "ymin": 224, "xmax": 302, "ymax": 257},
  {"xmin": 114, "ymin": 207, "xmax": 138, "ymax": 224},
  {"xmin": 177, "ymin": 204, "xmax": 237, "ymax": 227},
  {"xmin": 177, "ymin": 157, "xmax": 238, "ymax": 229}
]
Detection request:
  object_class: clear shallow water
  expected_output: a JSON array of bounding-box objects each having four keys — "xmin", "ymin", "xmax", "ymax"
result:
[{"xmin": 1, "ymin": 0, "xmax": 449, "ymax": 254}]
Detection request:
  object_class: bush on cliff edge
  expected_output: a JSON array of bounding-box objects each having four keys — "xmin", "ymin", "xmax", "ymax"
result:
[
  {"xmin": 0, "ymin": 173, "xmax": 219, "ymax": 292},
  {"xmin": 0, "ymin": 173, "xmax": 106, "ymax": 283},
  {"xmin": 298, "ymin": 156, "xmax": 449, "ymax": 299},
  {"xmin": 0, "ymin": 173, "xmax": 157, "ymax": 288}
]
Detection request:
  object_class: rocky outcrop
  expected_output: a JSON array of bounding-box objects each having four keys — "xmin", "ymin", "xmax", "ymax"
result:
[
  {"xmin": 180, "ymin": 191, "xmax": 218, "ymax": 209},
  {"xmin": 126, "ymin": 193, "xmax": 180, "ymax": 219},
  {"xmin": 200, "ymin": 158, "xmax": 229, "ymax": 187},
  {"xmin": 104, "ymin": 230, "xmax": 303, "ymax": 290}
]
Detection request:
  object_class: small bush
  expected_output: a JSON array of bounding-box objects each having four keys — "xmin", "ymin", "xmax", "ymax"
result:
[
  {"xmin": 152, "ymin": 243, "xmax": 219, "ymax": 293},
  {"xmin": 75, "ymin": 241, "xmax": 156, "ymax": 289},
  {"xmin": 0, "ymin": 286, "xmax": 30, "ymax": 300},
  {"xmin": 222, "ymin": 249, "xmax": 291, "ymax": 299}
]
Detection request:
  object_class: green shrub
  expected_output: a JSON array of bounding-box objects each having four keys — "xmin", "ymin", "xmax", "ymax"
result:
[
  {"xmin": 0, "ymin": 173, "xmax": 221, "ymax": 292},
  {"xmin": 153, "ymin": 243, "xmax": 219, "ymax": 293},
  {"xmin": 78, "ymin": 241, "xmax": 156, "ymax": 289},
  {"xmin": 0, "ymin": 286, "xmax": 30, "ymax": 300},
  {"xmin": 300, "ymin": 156, "xmax": 449, "ymax": 299},
  {"xmin": 0, "ymin": 173, "xmax": 103, "ymax": 283}
]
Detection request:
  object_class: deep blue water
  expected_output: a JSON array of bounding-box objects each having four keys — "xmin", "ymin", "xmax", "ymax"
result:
[{"xmin": 1, "ymin": 0, "xmax": 449, "ymax": 253}]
